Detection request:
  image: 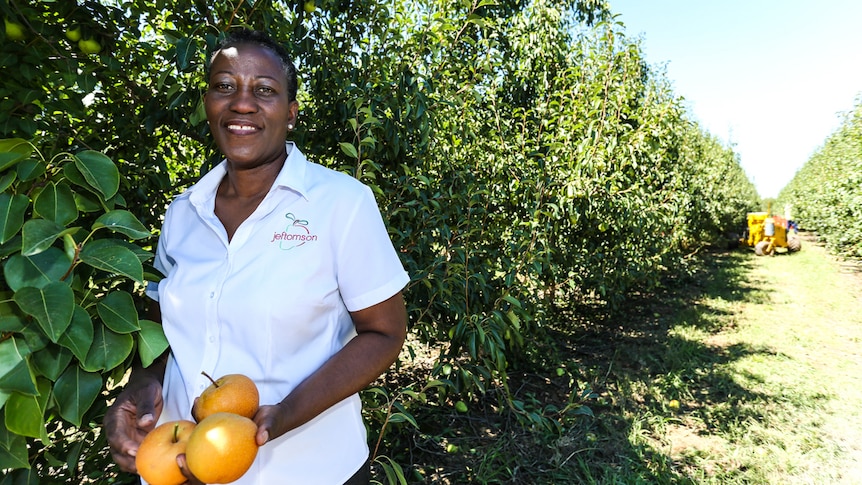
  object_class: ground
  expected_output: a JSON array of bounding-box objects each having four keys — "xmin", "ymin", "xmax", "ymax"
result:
[{"xmin": 378, "ymin": 231, "xmax": 862, "ymax": 484}]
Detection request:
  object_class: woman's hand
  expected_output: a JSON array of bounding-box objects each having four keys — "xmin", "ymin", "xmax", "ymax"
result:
[
  {"xmin": 103, "ymin": 373, "xmax": 165, "ymax": 473},
  {"xmin": 176, "ymin": 454, "xmax": 206, "ymax": 485},
  {"xmin": 252, "ymin": 402, "xmax": 288, "ymax": 446}
]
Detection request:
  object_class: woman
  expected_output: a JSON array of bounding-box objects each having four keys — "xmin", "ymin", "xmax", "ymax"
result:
[{"xmin": 104, "ymin": 29, "xmax": 409, "ymax": 484}]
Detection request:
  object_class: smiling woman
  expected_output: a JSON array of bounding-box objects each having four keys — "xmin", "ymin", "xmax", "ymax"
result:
[
  {"xmin": 204, "ymin": 39, "xmax": 300, "ymax": 240},
  {"xmin": 204, "ymin": 40, "xmax": 298, "ymax": 177},
  {"xmin": 103, "ymin": 28, "xmax": 410, "ymax": 485}
]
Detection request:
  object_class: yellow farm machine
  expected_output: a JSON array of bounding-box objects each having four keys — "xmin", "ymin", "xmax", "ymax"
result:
[{"xmin": 741, "ymin": 211, "xmax": 801, "ymax": 256}]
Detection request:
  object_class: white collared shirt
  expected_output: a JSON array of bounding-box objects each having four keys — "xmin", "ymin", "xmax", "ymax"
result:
[{"xmin": 146, "ymin": 143, "xmax": 409, "ymax": 484}]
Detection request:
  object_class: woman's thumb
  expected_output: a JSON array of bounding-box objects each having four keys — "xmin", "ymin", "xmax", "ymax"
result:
[{"xmin": 135, "ymin": 395, "xmax": 157, "ymax": 427}]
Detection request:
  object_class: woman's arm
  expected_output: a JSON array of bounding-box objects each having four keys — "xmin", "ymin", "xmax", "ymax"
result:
[{"xmin": 253, "ymin": 291, "xmax": 408, "ymax": 445}]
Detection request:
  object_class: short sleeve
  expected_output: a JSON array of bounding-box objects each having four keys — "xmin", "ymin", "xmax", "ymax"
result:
[
  {"xmin": 335, "ymin": 186, "xmax": 409, "ymax": 312},
  {"xmin": 144, "ymin": 206, "xmax": 176, "ymax": 302}
]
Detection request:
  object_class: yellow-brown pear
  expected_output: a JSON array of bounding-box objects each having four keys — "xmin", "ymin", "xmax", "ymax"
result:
[
  {"xmin": 135, "ymin": 420, "xmax": 197, "ymax": 485},
  {"xmin": 192, "ymin": 372, "xmax": 259, "ymax": 422},
  {"xmin": 185, "ymin": 412, "xmax": 259, "ymax": 483}
]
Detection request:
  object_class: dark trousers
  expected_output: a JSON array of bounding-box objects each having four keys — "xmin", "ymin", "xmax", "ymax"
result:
[{"xmin": 343, "ymin": 460, "xmax": 370, "ymax": 485}]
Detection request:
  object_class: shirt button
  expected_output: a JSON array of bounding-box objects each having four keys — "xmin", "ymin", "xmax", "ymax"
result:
[
  {"xmin": 210, "ymin": 291, "xmax": 215, "ymax": 298},
  {"xmin": 209, "ymin": 336, "xmax": 216, "ymax": 343}
]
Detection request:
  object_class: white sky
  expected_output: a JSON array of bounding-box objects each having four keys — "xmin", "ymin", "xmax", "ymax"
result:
[{"xmin": 608, "ymin": 1, "xmax": 862, "ymax": 198}]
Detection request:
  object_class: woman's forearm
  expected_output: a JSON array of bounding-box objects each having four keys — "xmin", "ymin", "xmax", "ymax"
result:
[{"xmin": 258, "ymin": 292, "xmax": 407, "ymax": 440}]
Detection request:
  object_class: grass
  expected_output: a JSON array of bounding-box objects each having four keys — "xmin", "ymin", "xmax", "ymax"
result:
[
  {"xmin": 89, "ymin": 236, "xmax": 860, "ymax": 484},
  {"xmin": 390, "ymin": 235, "xmax": 862, "ymax": 484}
]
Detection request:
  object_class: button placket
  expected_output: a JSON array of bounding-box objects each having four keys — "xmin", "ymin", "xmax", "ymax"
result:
[{"xmin": 199, "ymin": 254, "xmax": 228, "ymax": 380}]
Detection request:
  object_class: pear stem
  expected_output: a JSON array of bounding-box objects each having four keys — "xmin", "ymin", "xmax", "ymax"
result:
[
  {"xmin": 201, "ymin": 371, "xmax": 219, "ymax": 387},
  {"xmin": 172, "ymin": 423, "xmax": 180, "ymax": 443}
]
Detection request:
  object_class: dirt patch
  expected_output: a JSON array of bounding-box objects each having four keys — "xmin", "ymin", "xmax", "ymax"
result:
[{"xmin": 666, "ymin": 423, "xmax": 726, "ymax": 455}]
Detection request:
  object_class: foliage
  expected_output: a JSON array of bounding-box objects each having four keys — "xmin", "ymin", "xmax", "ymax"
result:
[
  {"xmin": 392, "ymin": 247, "xmax": 862, "ymax": 483},
  {"xmin": 675, "ymin": 126, "xmax": 761, "ymax": 245},
  {"xmin": 0, "ymin": 139, "xmax": 163, "ymax": 481},
  {"xmin": 0, "ymin": 0, "xmax": 760, "ymax": 482},
  {"xmin": 779, "ymin": 99, "xmax": 862, "ymax": 258}
]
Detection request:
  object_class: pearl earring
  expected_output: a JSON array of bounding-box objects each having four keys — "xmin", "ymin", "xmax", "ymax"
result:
[{"xmin": 287, "ymin": 124, "xmax": 294, "ymax": 130}]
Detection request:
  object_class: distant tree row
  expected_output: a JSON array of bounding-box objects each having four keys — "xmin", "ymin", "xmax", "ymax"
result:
[{"xmin": 779, "ymin": 99, "xmax": 862, "ymax": 258}]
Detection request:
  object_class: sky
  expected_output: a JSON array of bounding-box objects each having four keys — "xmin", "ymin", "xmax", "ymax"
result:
[{"xmin": 607, "ymin": 1, "xmax": 862, "ymax": 198}]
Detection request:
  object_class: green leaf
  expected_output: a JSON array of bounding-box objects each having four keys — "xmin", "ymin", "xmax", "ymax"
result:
[
  {"xmin": 79, "ymin": 239, "xmax": 144, "ymax": 283},
  {"xmin": 93, "ymin": 210, "xmax": 152, "ymax": 240},
  {"xmin": 120, "ymin": 239, "xmax": 155, "ymax": 264},
  {"xmin": 138, "ymin": 319, "xmax": 169, "ymax": 368},
  {"xmin": 53, "ymin": 366, "xmax": 102, "ymax": 428},
  {"xmin": 0, "ymin": 360, "xmax": 36, "ymax": 395},
  {"xmin": 189, "ymin": 96, "xmax": 207, "ymax": 126},
  {"xmin": 0, "ymin": 409, "xmax": 13, "ymax": 445},
  {"xmin": 2, "ymin": 248, "xmax": 72, "ymax": 291},
  {"xmin": 0, "ymin": 467, "xmax": 40, "ymax": 484},
  {"xmin": 74, "ymin": 191, "xmax": 101, "ymax": 212},
  {"xmin": 0, "ymin": 153, "xmax": 26, "ymax": 173},
  {"xmin": 63, "ymin": 233, "xmax": 76, "ymax": 261},
  {"xmin": 0, "ymin": 138, "xmax": 33, "ymax": 172},
  {"xmin": 0, "ymin": 171, "xmax": 17, "ymax": 193},
  {"xmin": 64, "ymin": 438, "xmax": 86, "ymax": 480},
  {"xmin": 33, "ymin": 182, "xmax": 78, "ymax": 226},
  {"xmin": 501, "ymin": 294, "xmax": 522, "ymax": 308},
  {"xmin": 13, "ymin": 282, "xmax": 75, "ymax": 343},
  {"xmin": 0, "ymin": 315, "xmax": 24, "ymax": 333},
  {"xmin": 176, "ymin": 37, "xmax": 198, "ymax": 71},
  {"xmin": 0, "ymin": 427, "xmax": 29, "ymax": 470},
  {"xmin": 57, "ymin": 306, "xmax": 94, "ymax": 362},
  {"xmin": 0, "ymin": 193, "xmax": 29, "ymax": 244},
  {"xmin": 0, "ymin": 337, "xmax": 36, "ymax": 395},
  {"xmin": 0, "ymin": 138, "xmax": 33, "ymax": 153},
  {"xmin": 76, "ymin": 72, "xmax": 97, "ymax": 92},
  {"xmin": 21, "ymin": 219, "xmax": 76, "ymax": 257},
  {"xmin": 74, "ymin": 150, "xmax": 119, "ymax": 200},
  {"xmin": 108, "ymin": 191, "xmax": 126, "ymax": 208},
  {"xmin": 3, "ymin": 385, "xmax": 47, "ymax": 439},
  {"xmin": 63, "ymin": 163, "xmax": 90, "ymax": 192},
  {"xmin": 84, "ymin": 325, "xmax": 133, "ymax": 372},
  {"xmin": 16, "ymin": 159, "xmax": 46, "ymax": 182},
  {"xmin": 0, "ymin": 237, "xmax": 21, "ymax": 260},
  {"xmin": 97, "ymin": 291, "xmax": 140, "ymax": 334},
  {"xmin": 30, "ymin": 345, "xmax": 73, "ymax": 382},
  {"xmin": 18, "ymin": 322, "xmax": 49, "ymax": 355},
  {"xmin": 339, "ymin": 142, "xmax": 359, "ymax": 159},
  {"xmin": 375, "ymin": 455, "xmax": 408, "ymax": 485},
  {"xmin": 43, "ymin": 450, "xmax": 65, "ymax": 469}
]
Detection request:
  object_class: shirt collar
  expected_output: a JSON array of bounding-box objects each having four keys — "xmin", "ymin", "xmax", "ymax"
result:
[
  {"xmin": 187, "ymin": 142, "xmax": 309, "ymax": 206},
  {"xmin": 274, "ymin": 142, "xmax": 309, "ymax": 200}
]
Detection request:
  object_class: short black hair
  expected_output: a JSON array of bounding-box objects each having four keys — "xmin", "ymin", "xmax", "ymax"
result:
[{"xmin": 208, "ymin": 28, "xmax": 298, "ymax": 101}]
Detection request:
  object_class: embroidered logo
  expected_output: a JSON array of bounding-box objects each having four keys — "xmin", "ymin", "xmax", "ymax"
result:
[{"xmin": 270, "ymin": 213, "xmax": 318, "ymax": 250}]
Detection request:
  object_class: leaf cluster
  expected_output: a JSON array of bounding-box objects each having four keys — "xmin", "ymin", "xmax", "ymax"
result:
[{"xmin": 0, "ymin": 139, "xmax": 165, "ymax": 481}]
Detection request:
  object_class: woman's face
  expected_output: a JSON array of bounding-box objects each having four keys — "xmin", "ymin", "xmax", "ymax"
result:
[{"xmin": 205, "ymin": 43, "xmax": 298, "ymax": 169}]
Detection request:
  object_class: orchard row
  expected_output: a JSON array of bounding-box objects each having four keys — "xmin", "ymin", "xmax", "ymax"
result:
[
  {"xmin": 0, "ymin": 1, "xmax": 759, "ymax": 482},
  {"xmin": 779, "ymin": 100, "xmax": 862, "ymax": 258}
]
